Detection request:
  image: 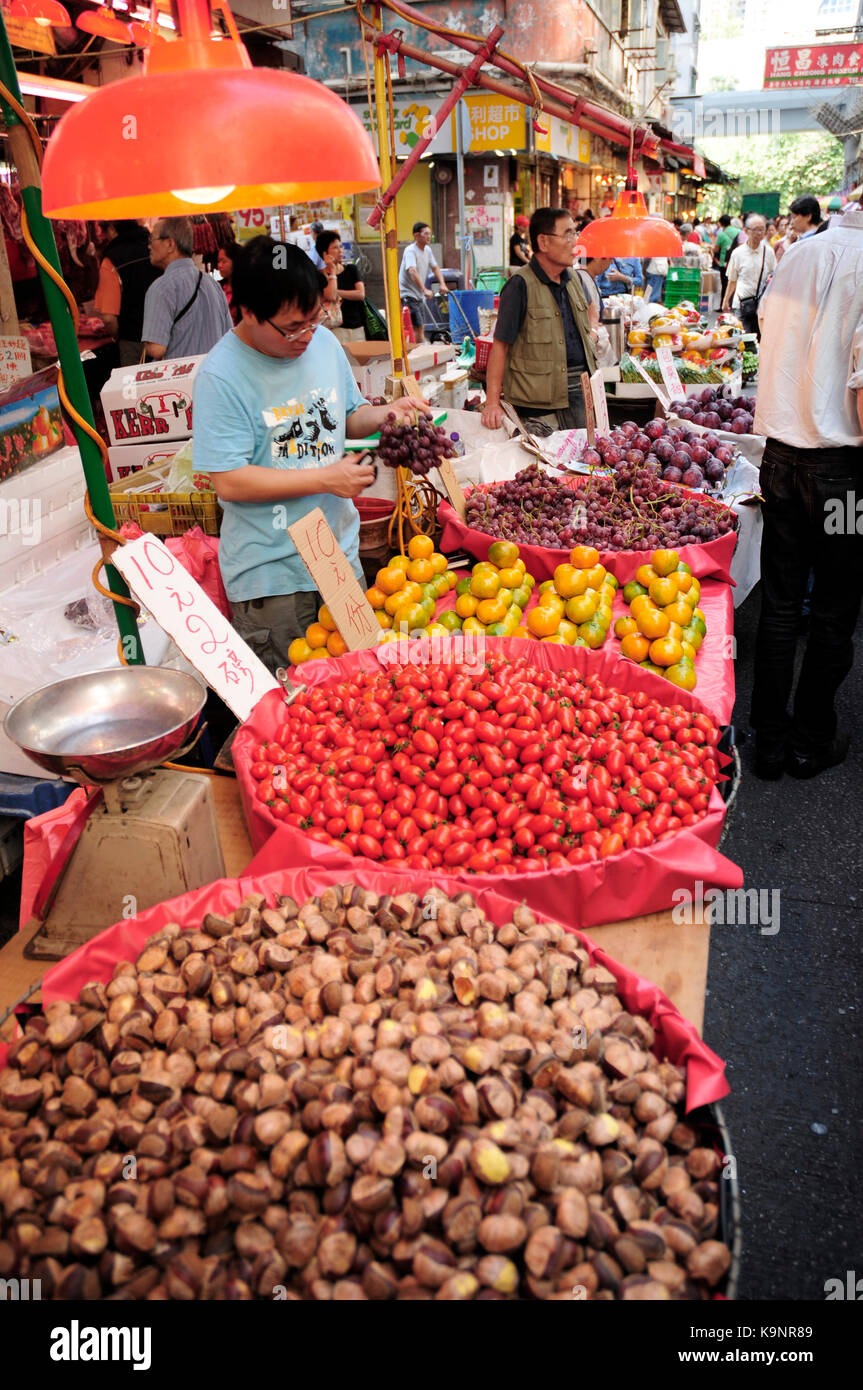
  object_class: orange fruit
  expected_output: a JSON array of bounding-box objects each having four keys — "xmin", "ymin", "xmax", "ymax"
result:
[
  {"xmin": 326, "ymin": 631, "xmax": 348, "ymax": 657},
  {"xmin": 665, "ymin": 659, "xmax": 697, "ymax": 691},
  {"xmin": 392, "ymin": 602, "xmax": 428, "ymax": 632},
  {"xmin": 570, "ymin": 545, "xmax": 600, "ymax": 568},
  {"xmin": 649, "ymin": 635, "xmax": 684, "ymax": 667},
  {"xmin": 376, "ymin": 610, "xmax": 392, "ymax": 629},
  {"xmin": 287, "ymin": 637, "xmax": 313, "ymax": 666},
  {"xmin": 376, "ymin": 567, "xmax": 405, "ymax": 596},
  {"xmin": 407, "ymin": 534, "xmax": 434, "ymax": 560},
  {"xmin": 676, "ymin": 571, "xmax": 694, "ymax": 595},
  {"xmin": 558, "ymin": 618, "xmax": 579, "ymax": 644},
  {"xmin": 636, "ymin": 564, "xmax": 658, "ymax": 589},
  {"xmin": 682, "ymin": 624, "xmax": 703, "ymax": 652},
  {"xmin": 680, "ymin": 640, "xmax": 697, "ymax": 662},
  {"xmin": 462, "ymin": 615, "xmax": 485, "ymax": 635},
  {"xmin": 553, "ymin": 563, "xmax": 581, "ymax": 599},
  {"xmin": 541, "ymin": 634, "xmax": 567, "ymax": 644},
  {"xmin": 511, "ymin": 625, "xmax": 530, "ymax": 638},
  {"xmin": 389, "ymin": 555, "xmax": 410, "ymax": 572},
  {"xmin": 497, "ymin": 566, "xmax": 522, "ymax": 589},
  {"xmin": 540, "ymin": 594, "xmax": 565, "ymax": 617},
  {"xmin": 565, "ymin": 592, "xmax": 598, "ymax": 624},
  {"xmin": 365, "ymin": 586, "xmax": 386, "ymax": 610},
  {"xmin": 648, "ymin": 574, "xmax": 679, "ymax": 607},
  {"xmin": 488, "ymin": 540, "xmax": 519, "ymax": 568},
  {"xmin": 667, "ymin": 621, "xmax": 684, "ymax": 642},
  {"xmin": 527, "ymin": 606, "xmax": 560, "ymax": 638},
  {"xmin": 470, "ymin": 571, "xmax": 500, "ymax": 599},
  {"xmin": 384, "ymin": 588, "xmax": 408, "ymax": 616},
  {"xmin": 513, "ymin": 559, "xmax": 527, "ymax": 579},
  {"xmin": 305, "ymin": 621, "xmax": 330, "ymax": 649},
  {"xmin": 614, "ymin": 616, "xmax": 638, "ymax": 639},
  {"xmin": 651, "ymin": 548, "xmax": 680, "ymax": 576},
  {"xmin": 306, "ymin": 646, "xmax": 329, "ymax": 662},
  {"xmin": 455, "ymin": 593, "xmax": 479, "ymax": 619},
  {"xmin": 407, "ymin": 558, "xmax": 434, "ymax": 584},
  {"xmin": 477, "ymin": 597, "xmax": 507, "ymax": 625},
  {"xmin": 430, "ymin": 551, "xmax": 448, "ymax": 574},
  {"xmin": 629, "ymin": 593, "xmax": 653, "ymax": 620},
  {"xmin": 664, "ymin": 599, "xmax": 694, "ymax": 627},
  {"xmin": 318, "ymin": 604, "xmax": 338, "ymax": 631},
  {"xmin": 637, "ymin": 607, "xmax": 670, "ymax": 640},
  {"xmin": 584, "ymin": 564, "xmax": 607, "ymax": 589},
  {"xmin": 620, "ymin": 633, "xmax": 651, "ymax": 662}
]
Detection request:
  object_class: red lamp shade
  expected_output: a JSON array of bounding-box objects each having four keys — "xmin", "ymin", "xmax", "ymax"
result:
[
  {"xmin": 9, "ymin": 0, "xmax": 71, "ymax": 24},
  {"xmin": 129, "ymin": 20, "xmax": 167, "ymax": 44},
  {"xmin": 575, "ymin": 187, "xmax": 683, "ymax": 258},
  {"xmin": 76, "ymin": 7, "xmax": 133, "ymax": 43},
  {"xmin": 42, "ymin": 0, "xmax": 381, "ymax": 219}
]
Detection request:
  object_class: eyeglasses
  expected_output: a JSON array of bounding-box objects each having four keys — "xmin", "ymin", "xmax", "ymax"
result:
[
  {"xmin": 265, "ymin": 308, "xmax": 326, "ymax": 342},
  {"xmin": 149, "ymin": 234, "xmax": 169, "ymax": 243},
  {"xmin": 546, "ymin": 229, "xmax": 578, "ymax": 241}
]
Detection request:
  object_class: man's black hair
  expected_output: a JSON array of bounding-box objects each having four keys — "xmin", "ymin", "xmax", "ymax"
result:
[
  {"xmin": 719, "ymin": 214, "xmax": 731, "ymax": 227},
  {"xmin": 789, "ymin": 195, "xmax": 822, "ymax": 225},
  {"xmin": 316, "ymin": 230, "xmax": 341, "ymax": 258},
  {"xmin": 412, "ymin": 221, "xmax": 430, "ymax": 236},
  {"xmin": 529, "ymin": 207, "xmax": 570, "ymax": 252},
  {"xmin": 230, "ymin": 236, "xmax": 321, "ymax": 320}
]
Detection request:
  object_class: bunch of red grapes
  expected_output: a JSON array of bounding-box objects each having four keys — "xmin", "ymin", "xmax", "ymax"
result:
[{"xmin": 376, "ymin": 413, "xmax": 457, "ymax": 476}]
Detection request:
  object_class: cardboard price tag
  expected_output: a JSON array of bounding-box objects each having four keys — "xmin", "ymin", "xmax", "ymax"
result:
[
  {"xmin": 0, "ymin": 337, "xmax": 32, "ymax": 393},
  {"xmin": 630, "ymin": 356, "xmax": 671, "ymax": 412},
  {"xmin": 288, "ymin": 507, "xmax": 379, "ymax": 651},
  {"xmin": 437, "ymin": 457, "xmax": 466, "ymax": 518},
  {"xmin": 589, "ymin": 368, "xmax": 610, "ymax": 437},
  {"xmin": 655, "ymin": 346, "xmax": 685, "ymax": 402},
  {"xmin": 111, "ymin": 535, "xmax": 279, "ymax": 721},
  {"xmin": 580, "ymin": 372, "xmax": 596, "ymax": 445}
]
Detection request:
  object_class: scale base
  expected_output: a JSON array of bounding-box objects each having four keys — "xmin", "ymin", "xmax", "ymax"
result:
[{"xmin": 25, "ymin": 769, "xmax": 225, "ymax": 961}]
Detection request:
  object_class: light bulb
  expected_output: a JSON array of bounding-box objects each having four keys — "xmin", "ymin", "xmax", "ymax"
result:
[{"xmin": 171, "ymin": 185, "xmax": 236, "ymax": 204}]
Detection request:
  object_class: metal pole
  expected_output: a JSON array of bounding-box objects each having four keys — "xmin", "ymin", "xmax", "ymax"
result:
[
  {"xmin": 0, "ymin": 16, "xmax": 144, "ymax": 665},
  {"xmin": 455, "ymin": 99, "xmax": 468, "ymax": 290},
  {"xmin": 371, "ymin": 5, "xmax": 407, "ymax": 376}
]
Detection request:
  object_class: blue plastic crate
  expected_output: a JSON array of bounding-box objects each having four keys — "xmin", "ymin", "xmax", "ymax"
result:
[
  {"xmin": 448, "ymin": 290, "xmax": 496, "ymax": 338},
  {"xmin": 0, "ymin": 772, "xmax": 77, "ymax": 820}
]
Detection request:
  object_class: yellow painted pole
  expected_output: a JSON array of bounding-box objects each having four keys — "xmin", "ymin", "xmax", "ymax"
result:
[{"xmin": 371, "ymin": 6, "xmax": 407, "ymax": 377}]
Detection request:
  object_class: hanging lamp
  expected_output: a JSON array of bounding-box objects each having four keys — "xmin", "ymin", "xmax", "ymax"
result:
[
  {"xmin": 8, "ymin": 0, "xmax": 71, "ymax": 25},
  {"xmin": 41, "ymin": 0, "xmax": 381, "ymax": 219},
  {"xmin": 75, "ymin": 6, "xmax": 133, "ymax": 42},
  {"xmin": 575, "ymin": 174, "xmax": 683, "ymax": 258}
]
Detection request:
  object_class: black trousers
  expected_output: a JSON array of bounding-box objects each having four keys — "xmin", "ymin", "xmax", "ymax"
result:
[{"xmin": 751, "ymin": 438, "xmax": 863, "ymax": 750}]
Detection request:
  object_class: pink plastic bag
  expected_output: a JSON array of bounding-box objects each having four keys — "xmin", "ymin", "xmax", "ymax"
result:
[{"xmin": 119, "ymin": 523, "xmax": 231, "ymax": 619}]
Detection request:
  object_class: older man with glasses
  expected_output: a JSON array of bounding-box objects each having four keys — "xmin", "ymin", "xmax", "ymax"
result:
[
  {"xmin": 193, "ymin": 238, "xmax": 431, "ymax": 672},
  {"xmin": 141, "ymin": 216, "xmax": 232, "ymax": 361},
  {"xmin": 481, "ymin": 207, "xmax": 597, "ymax": 434}
]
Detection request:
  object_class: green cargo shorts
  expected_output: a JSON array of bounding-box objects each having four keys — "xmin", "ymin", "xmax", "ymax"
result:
[{"xmin": 230, "ymin": 591, "xmax": 321, "ymax": 673}]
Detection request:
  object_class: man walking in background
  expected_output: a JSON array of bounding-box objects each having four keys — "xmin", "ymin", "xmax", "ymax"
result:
[
  {"xmin": 399, "ymin": 221, "xmax": 449, "ymax": 344},
  {"xmin": 750, "ymin": 197, "xmax": 863, "ymax": 779},
  {"xmin": 722, "ymin": 214, "xmax": 775, "ymax": 335},
  {"xmin": 713, "ymin": 213, "xmax": 737, "ymax": 303},
  {"xmin": 142, "ymin": 216, "xmax": 232, "ymax": 361}
]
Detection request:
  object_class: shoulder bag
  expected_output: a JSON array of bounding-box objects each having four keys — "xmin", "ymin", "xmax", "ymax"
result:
[{"xmin": 737, "ymin": 248, "xmax": 766, "ymax": 333}]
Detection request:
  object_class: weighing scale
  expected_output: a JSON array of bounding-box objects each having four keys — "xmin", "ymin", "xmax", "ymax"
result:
[{"xmin": 4, "ymin": 667, "xmax": 226, "ymax": 961}]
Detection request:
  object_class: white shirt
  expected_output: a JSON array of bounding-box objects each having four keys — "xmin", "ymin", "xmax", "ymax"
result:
[
  {"xmin": 726, "ymin": 241, "xmax": 775, "ymax": 307},
  {"xmin": 755, "ymin": 208, "xmax": 863, "ymax": 448},
  {"xmin": 399, "ymin": 241, "xmax": 438, "ymax": 298}
]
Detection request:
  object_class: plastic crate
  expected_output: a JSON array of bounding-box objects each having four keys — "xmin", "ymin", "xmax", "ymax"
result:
[
  {"xmin": 474, "ymin": 335, "xmax": 495, "ymax": 374},
  {"xmin": 474, "ymin": 270, "xmax": 508, "ymax": 293},
  {"xmin": 448, "ymin": 290, "xmax": 496, "ymax": 338},
  {"xmin": 664, "ymin": 266, "xmax": 702, "ymax": 307},
  {"xmin": 109, "ymin": 460, "xmax": 221, "ymax": 537}
]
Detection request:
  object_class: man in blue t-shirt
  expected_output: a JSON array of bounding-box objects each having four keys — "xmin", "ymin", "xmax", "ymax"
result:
[{"xmin": 194, "ymin": 237, "xmax": 430, "ymax": 671}]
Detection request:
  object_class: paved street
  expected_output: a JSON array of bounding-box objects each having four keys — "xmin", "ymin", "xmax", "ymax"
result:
[{"xmin": 707, "ymin": 588, "xmax": 863, "ymax": 1300}]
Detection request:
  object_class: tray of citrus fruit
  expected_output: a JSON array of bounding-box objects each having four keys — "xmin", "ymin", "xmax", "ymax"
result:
[{"xmin": 613, "ymin": 547, "xmax": 706, "ymax": 691}]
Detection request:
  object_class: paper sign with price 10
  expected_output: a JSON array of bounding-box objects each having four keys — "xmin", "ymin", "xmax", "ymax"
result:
[
  {"xmin": 288, "ymin": 507, "xmax": 379, "ymax": 651},
  {"xmin": 111, "ymin": 534, "xmax": 279, "ymax": 720}
]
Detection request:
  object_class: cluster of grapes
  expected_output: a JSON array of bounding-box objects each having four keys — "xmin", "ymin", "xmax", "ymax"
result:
[
  {"xmin": 464, "ymin": 463, "xmax": 585, "ymax": 547},
  {"xmin": 465, "ymin": 461, "xmax": 737, "ymax": 551},
  {"xmin": 376, "ymin": 413, "xmax": 457, "ymax": 476}
]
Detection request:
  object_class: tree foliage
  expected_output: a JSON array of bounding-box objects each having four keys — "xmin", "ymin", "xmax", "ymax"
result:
[{"xmin": 701, "ymin": 132, "xmax": 845, "ymax": 213}]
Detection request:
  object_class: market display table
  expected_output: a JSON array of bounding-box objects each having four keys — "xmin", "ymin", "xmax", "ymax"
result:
[{"xmin": 0, "ymin": 772, "xmax": 711, "ymax": 1038}]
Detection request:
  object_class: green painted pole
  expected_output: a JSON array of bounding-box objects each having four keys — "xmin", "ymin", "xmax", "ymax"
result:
[{"xmin": 0, "ymin": 17, "xmax": 144, "ymax": 664}]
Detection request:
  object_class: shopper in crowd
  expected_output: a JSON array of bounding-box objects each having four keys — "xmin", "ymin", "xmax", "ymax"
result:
[
  {"xmin": 769, "ymin": 214, "xmax": 788, "ymax": 246},
  {"xmin": 678, "ymin": 225, "xmax": 703, "ymax": 267},
  {"xmin": 307, "ymin": 222, "xmax": 326, "ymax": 270},
  {"xmin": 216, "ymin": 240, "xmax": 242, "ymax": 325},
  {"xmin": 398, "ymin": 221, "xmax": 449, "ymax": 344},
  {"xmin": 595, "ymin": 256, "xmax": 644, "ymax": 297},
  {"xmin": 750, "ymin": 198, "xmax": 863, "ymax": 779},
  {"xmin": 775, "ymin": 194, "xmax": 823, "ymax": 264},
  {"xmin": 509, "ymin": 214, "xmax": 531, "ymax": 267},
  {"xmin": 643, "ymin": 255, "xmax": 668, "ymax": 303},
  {"xmin": 193, "ymin": 237, "xmax": 430, "ymax": 672},
  {"xmin": 94, "ymin": 219, "xmax": 161, "ymax": 366},
  {"xmin": 481, "ymin": 207, "xmax": 596, "ymax": 435},
  {"xmin": 687, "ymin": 219, "xmax": 703, "ymax": 244},
  {"xmin": 712, "ymin": 213, "xmax": 738, "ymax": 302},
  {"xmin": 722, "ymin": 214, "xmax": 775, "ymax": 335},
  {"xmin": 316, "ymin": 229, "xmax": 366, "ymax": 344},
  {"xmin": 575, "ymin": 256, "xmax": 610, "ymax": 320},
  {"xmin": 141, "ymin": 217, "xmax": 232, "ymax": 361}
]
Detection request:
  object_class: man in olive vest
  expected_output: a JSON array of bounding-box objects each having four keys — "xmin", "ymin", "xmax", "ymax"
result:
[{"xmin": 481, "ymin": 207, "xmax": 596, "ymax": 434}]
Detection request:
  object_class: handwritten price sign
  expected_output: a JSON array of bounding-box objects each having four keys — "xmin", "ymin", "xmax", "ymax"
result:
[
  {"xmin": 288, "ymin": 507, "xmax": 379, "ymax": 651},
  {"xmin": 111, "ymin": 535, "xmax": 279, "ymax": 720},
  {"xmin": 655, "ymin": 346, "xmax": 685, "ymax": 403}
]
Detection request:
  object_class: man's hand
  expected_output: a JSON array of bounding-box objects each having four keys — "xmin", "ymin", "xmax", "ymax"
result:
[
  {"xmin": 609, "ymin": 270, "xmax": 629, "ymax": 282},
  {"xmin": 423, "ymin": 287, "xmax": 434, "ymax": 298},
  {"xmin": 386, "ymin": 395, "xmax": 434, "ymax": 422},
  {"xmin": 322, "ymin": 456, "xmax": 376, "ymax": 498},
  {"xmin": 482, "ymin": 401, "xmax": 504, "ymax": 430}
]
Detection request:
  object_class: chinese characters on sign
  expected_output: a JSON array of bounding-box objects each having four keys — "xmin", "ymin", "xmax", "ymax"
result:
[
  {"xmin": 0, "ymin": 337, "xmax": 33, "ymax": 393},
  {"xmin": 764, "ymin": 42, "xmax": 863, "ymax": 87},
  {"xmin": 455, "ymin": 94, "xmax": 527, "ymax": 153},
  {"xmin": 111, "ymin": 535, "xmax": 279, "ymax": 720},
  {"xmin": 287, "ymin": 507, "xmax": 379, "ymax": 652},
  {"xmin": 655, "ymin": 347, "xmax": 685, "ymax": 404}
]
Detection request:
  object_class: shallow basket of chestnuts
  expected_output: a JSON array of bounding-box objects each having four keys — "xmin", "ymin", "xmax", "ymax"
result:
[{"xmin": 0, "ymin": 875, "xmax": 739, "ymax": 1301}]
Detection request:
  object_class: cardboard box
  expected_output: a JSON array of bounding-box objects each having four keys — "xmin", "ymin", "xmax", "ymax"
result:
[
  {"xmin": 0, "ymin": 446, "xmax": 92, "ymax": 595},
  {"xmin": 100, "ymin": 355, "xmax": 206, "ymax": 448},
  {"xmin": 106, "ymin": 441, "xmax": 182, "ymax": 484}
]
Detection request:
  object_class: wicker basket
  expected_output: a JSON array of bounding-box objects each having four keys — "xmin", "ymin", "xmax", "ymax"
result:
[{"xmin": 109, "ymin": 460, "xmax": 221, "ymax": 537}]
